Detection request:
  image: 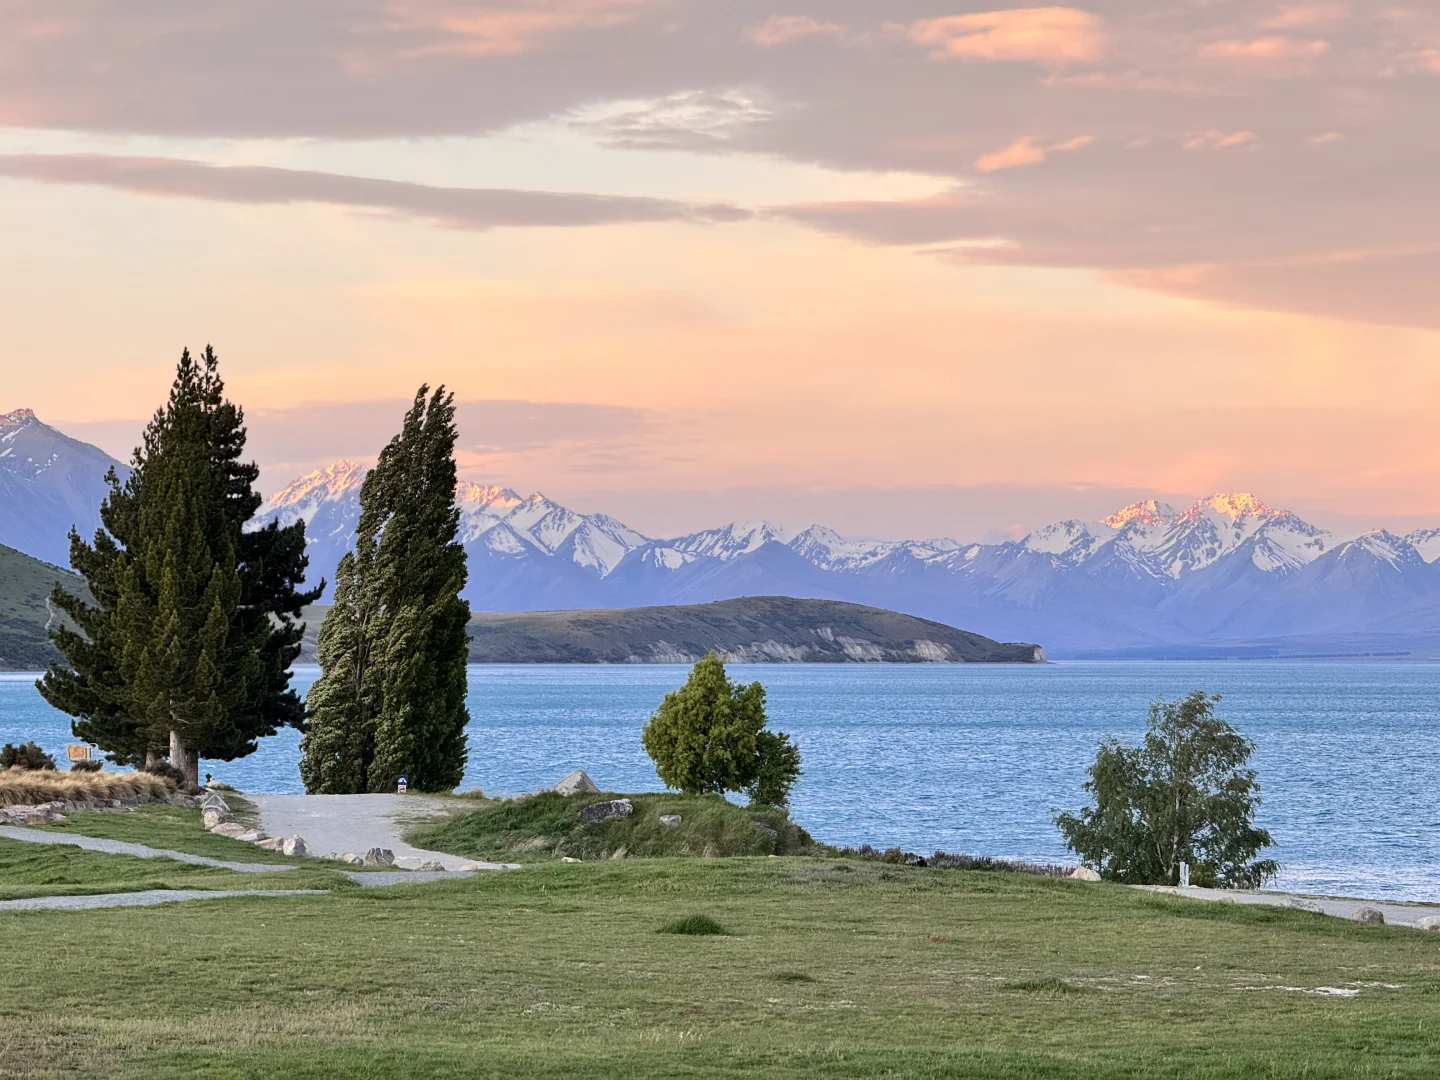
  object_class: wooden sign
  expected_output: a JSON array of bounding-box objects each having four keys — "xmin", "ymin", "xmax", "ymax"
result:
[{"xmin": 66, "ymin": 745, "xmax": 94, "ymax": 761}]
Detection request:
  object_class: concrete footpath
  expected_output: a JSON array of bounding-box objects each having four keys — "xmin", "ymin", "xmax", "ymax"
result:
[
  {"xmin": 0, "ymin": 824, "xmax": 297, "ymax": 873},
  {"xmin": 1138, "ymin": 884, "xmax": 1440, "ymax": 929},
  {"xmin": 248, "ymin": 793, "xmax": 517, "ymax": 872}
]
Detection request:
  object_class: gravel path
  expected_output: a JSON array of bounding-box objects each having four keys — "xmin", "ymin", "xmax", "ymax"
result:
[
  {"xmin": 0, "ymin": 889, "xmax": 324, "ymax": 912},
  {"xmin": 248, "ymin": 793, "xmax": 517, "ymax": 871},
  {"xmin": 0, "ymin": 824, "xmax": 298, "ymax": 873},
  {"xmin": 1138, "ymin": 885, "xmax": 1440, "ymax": 929}
]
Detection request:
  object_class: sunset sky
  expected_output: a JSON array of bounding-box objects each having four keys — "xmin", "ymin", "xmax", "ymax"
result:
[{"xmin": 3, "ymin": 1, "xmax": 1439, "ymax": 540}]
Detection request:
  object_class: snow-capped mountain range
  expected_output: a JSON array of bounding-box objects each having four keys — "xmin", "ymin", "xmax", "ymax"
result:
[
  {"xmin": 247, "ymin": 460, "xmax": 1440, "ymax": 655},
  {"xmin": 7, "ymin": 408, "xmax": 1440, "ymax": 657}
]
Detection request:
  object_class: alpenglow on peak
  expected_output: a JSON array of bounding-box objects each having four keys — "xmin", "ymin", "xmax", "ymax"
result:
[
  {"xmin": 1187, "ymin": 492, "xmax": 1280, "ymax": 521},
  {"xmin": 1101, "ymin": 499, "xmax": 1177, "ymax": 530}
]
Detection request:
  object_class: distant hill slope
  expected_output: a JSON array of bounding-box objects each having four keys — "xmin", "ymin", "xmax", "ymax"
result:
[
  {"xmin": 0, "ymin": 543, "xmax": 90, "ymax": 671},
  {"xmin": 298, "ymin": 597, "xmax": 1042, "ymax": 665}
]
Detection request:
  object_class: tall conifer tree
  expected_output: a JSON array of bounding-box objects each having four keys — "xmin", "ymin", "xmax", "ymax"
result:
[
  {"xmin": 40, "ymin": 347, "xmax": 319, "ymax": 784},
  {"xmin": 300, "ymin": 387, "xmax": 470, "ymax": 793}
]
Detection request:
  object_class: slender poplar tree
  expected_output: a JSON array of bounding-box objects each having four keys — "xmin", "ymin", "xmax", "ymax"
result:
[
  {"xmin": 40, "ymin": 347, "xmax": 319, "ymax": 784},
  {"xmin": 299, "ymin": 386, "xmax": 470, "ymax": 793}
]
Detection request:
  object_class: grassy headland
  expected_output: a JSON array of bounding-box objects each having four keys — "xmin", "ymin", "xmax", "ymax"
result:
[
  {"xmin": 408, "ymin": 790, "xmax": 817, "ymax": 864},
  {"xmin": 0, "ymin": 542, "xmax": 89, "ymax": 671},
  {"xmin": 3, "ymin": 857, "xmax": 1439, "ymax": 1078}
]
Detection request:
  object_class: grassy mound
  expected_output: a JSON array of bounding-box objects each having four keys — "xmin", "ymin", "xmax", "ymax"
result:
[
  {"xmin": 658, "ymin": 914, "xmax": 730, "ymax": 936},
  {"xmin": 410, "ymin": 791, "xmax": 817, "ymax": 863},
  {"xmin": 0, "ymin": 769, "xmax": 175, "ymax": 806}
]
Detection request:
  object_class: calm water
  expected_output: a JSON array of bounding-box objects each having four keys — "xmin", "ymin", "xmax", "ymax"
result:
[{"xmin": 3, "ymin": 662, "xmax": 1437, "ymax": 901}]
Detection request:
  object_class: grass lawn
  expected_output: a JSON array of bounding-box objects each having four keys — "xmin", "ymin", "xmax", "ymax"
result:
[
  {"xmin": 0, "ymin": 837, "xmax": 354, "ymax": 901},
  {"xmin": 2, "ymin": 856, "xmax": 1438, "ymax": 1079}
]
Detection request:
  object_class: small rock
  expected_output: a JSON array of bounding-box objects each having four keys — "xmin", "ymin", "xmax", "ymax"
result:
[
  {"xmin": 235, "ymin": 830, "xmax": 267, "ymax": 843},
  {"xmin": 578, "ymin": 798, "xmax": 632, "ymax": 824},
  {"xmin": 1354, "ymin": 907, "xmax": 1386, "ymax": 925},
  {"xmin": 753, "ymin": 821, "xmax": 778, "ymax": 842},
  {"xmin": 560, "ymin": 856, "xmax": 582, "ymax": 864},
  {"xmin": 201, "ymin": 808, "xmax": 233, "ymax": 829},
  {"xmin": 209, "ymin": 822, "xmax": 249, "ymax": 838},
  {"xmin": 281, "ymin": 836, "xmax": 309, "ymax": 857},
  {"xmin": 1416, "ymin": 916, "xmax": 1440, "ymax": 932},
  {"xmin": 418, "ymin": 860, "xmax": 446, "ymax": 872},
  {"xmin": 553, "ymin": 770, "xmax": 599, "ymax": 796},
  {"xmin": 363, "ymin": 847, "xmax": 395, "ymax": 867},
  {"xmin": 458, "ymin": 862, "xmax": 483, "ymax": 871},
  {"xmin": 1069, "ymin": 867, "xmax": 1102, "ymax": 882},
  {"xmin": 659, "ymin": 814, "xmax": 682, "ymax": 828},
  {"xmin": 338, "ymin": 852, "xmax": 364, "ymax": 865},
  {"xmin": 254, "ymin": 837, "xmax": 285, "ymax": 851},
  {"xmin": 200, "ymin": 793, "xmax": 230, "ymax": 812},
  {"xmin": 1286, "ymin": 897, "xmax": 1324, "ymax": 913}
]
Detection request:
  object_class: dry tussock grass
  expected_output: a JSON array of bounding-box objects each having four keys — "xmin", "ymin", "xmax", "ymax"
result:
[{"xmin": 0, "ymin": 769, "xmax": 175, "ymax": 806}]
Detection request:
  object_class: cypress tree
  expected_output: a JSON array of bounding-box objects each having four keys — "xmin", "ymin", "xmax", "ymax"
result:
[
  {"xmin": 40, "ymin": 347, "xmax": 319, "ymax": 784},
  {"xmin": 299, "ymin": 386, "xmax": 470, "ymax": 793}
]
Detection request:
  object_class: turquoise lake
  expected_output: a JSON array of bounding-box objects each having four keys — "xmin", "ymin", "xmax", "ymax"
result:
[{"xmin": 3, "ymin": 661, "xmax": 1437, "ymax": 901}]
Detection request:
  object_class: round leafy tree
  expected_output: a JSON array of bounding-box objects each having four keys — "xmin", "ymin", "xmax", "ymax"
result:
[
  {"xmin": 642, "ymin": 653, "xmax": 801, "ymax": 807},
  {"xmin": 1055, "ymin": 691, "xmax": 1278, "ymax": 889}
]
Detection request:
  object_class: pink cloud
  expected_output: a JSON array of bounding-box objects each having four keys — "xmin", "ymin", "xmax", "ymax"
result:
[
  {"xmin": 1202, "ymin": 37, "xmax": 1331, "ymax": 60},
  {"xmin": 1259, "ymin": 4, "xmax": 1348, "ymax": 30},
  {"xmin": 1183, "ymin": 130, "xmax": 1260, "ymax": 150},
  {"xmin": 976, "ymin": 137, "xmax": 1047, "ymax": 172},
  {"xmin": 975, "ymin": 134, "xmax": 1095, "ymax": 171},
  {"xmin": 745, "ymin": 15, "xmax": 843, "ymax": 48},
  {"xmin": 908, "ymin": 7, "xmax": 1103, "ymax": 65},
  {"xmin": 1306, "ymin": 131, "xmax": 1345, "ymax": 144},
  {"xmin": 1388, "ymin": 47, "xmax": 1440, "ymax": 75},
  {"xmin": 387, "ymin": 0, "xmax": 650, "ymax": 56}
]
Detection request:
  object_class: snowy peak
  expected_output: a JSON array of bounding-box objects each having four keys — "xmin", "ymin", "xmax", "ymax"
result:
[
  {"xmin": 1184, "ymin": 492, "xmax": 1280, "ymax": 523},
  {"xmin": 1, "ymin": 408, "xmax": 39, "ymax": 429},
  {"xmin": 672, "ymin": 521, "xmax": 794, "ymax": 561},
  {"xmin": 455, "ymin": 482, "xmax": 523, "ymax": 512},
  {"xmin": 1021, "ymin": 519, "xmax": 1116, "ymax": 565},
  {"xmin": 1334, "ymin": 529, "xmax": 1423, "ymax": 571},
  {"xmin": 1102, "ymin": 499, "xmax": 1177, "ymax": 529},
  {"xmin": 266, "ymin": 460, "xmax": 367, "ymax": 512},
  {"xmin": 1403, "ymin": 527, "xmax": 1440, "ymax": 565}
]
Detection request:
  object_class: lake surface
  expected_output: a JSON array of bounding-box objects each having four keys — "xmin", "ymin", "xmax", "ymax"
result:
[{"xmin": 3, "ymin": 662, "xmax": 1437, "ymax": 901}]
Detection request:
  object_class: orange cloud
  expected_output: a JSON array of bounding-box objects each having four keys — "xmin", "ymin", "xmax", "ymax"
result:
[
  {"xmin": 1306, "ymin": 131, "xmax": 1345, "ymax": 144},
  {"xmin": 975, "ymin": 133, "xmax": 1094, "ymax": 171},
  {"xmin": 745, "ymin": 15, "xmax": 843, "ymax": 47},
  {"xmin": 1183, "ymin": 130, "xmax": 1259, "ymax": 150},
  {"xmin": 1259, "ymin": 4, "xmax": 1348, "ymax": 29},
  {"xmin": 976, "ymin": 137, "xmax": 1047, "ymax": 172},
  {"xmin": 908, "ymin": 7, "xmax": 1103, "ymax": 65},
  {"xmin": 1202, "ymin": 37, "xmax": 1330, "ymax": 60},
  {"xmin": 1389, "ymin": 48, "xmax": 1440, "ymax": 75},
  {"xmin": 388, "ymin": 0, "xmax": 649, "ymax": 56}
]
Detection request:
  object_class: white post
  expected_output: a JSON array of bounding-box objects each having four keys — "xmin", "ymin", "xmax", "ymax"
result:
[{"xmin": 1179, "ymin": 861, "xmax": 1190, "ymax": 889}]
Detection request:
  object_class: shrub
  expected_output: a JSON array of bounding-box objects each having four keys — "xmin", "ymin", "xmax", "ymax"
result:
[
  {"xmin": 69, "ymin": 759, "xmax": 103, "ymax": 773},
  {"xmin": 0, "ymin": 742, "xmax": 57, "ymax": 771},
  {"xmin": 658, "ymin": 915, "xmax": 730, "ymax": 936},
  {"xmin": 641, "ymin": 654, "xmax": 801, "ymax": 807},
  {"xmin": 144, "ymin": 761, "xmax": 186, "ymax": 786},
  {"xmin": 1055, "ymin": 691, "xmax": 1278, "ymax": 889},
  {"xmin": 0, "ymin": 770, "xmax": 174, "ymax": 806}
]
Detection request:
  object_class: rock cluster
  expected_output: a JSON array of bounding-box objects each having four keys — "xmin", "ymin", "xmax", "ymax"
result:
[
  {"xmin": 1, "ymin": 790, "xmax": 199, "ymax": 826},
  {"xmin": 578, "ymin": 798, "xmax": 632, "ymax": 824}
]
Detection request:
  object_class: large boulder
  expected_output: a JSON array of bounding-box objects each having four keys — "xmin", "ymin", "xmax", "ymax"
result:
[
  {"xmin": 1416, "ymin": 916, "xmax": 1440, "ymax": 932},
  {"xmin": 201, "ymin": 808, "xmax": 233, "ymax": 830},
  {"xmin": 1069, "ymin": 867, "xmax": 1102, "ymax": 882},
  {"xmin": 553, "ymin": 770, "xmax": 599, "ymax": 796},
  {"xmin": 659, "ymin": 814, "xmax": 682, "ymax": 828},
  {"xmin": 363, "ymin": 847, "xmax": 395, "ymax": 867},
  {"xmin": 254, "ymin": 837, "xmax": 285, "ymax": 851},
  {"xmin": 578, "ymin": 798, "xmax": 632, "ymax": 824},
  {"xmin": 1354, "ymin": 907, "xmax": 1386, "ymax": 925},
  {"xmin": 235, "ymin": 830, "xmax": 268, "ymax": 843},
  {"xmin": 209, "ymin": 822, "xmax": 250, "ymax": 839},
  {"xmin": 418, "ymin": 860, "xmax": 446, "ymax": 872},
  {"xmin": 281, "ymin": 836, "xmax": 309, "ymax": 857}
]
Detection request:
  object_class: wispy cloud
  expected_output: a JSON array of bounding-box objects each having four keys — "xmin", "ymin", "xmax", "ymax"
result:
[
  {"xmin": 1259, "ymin": 4, "xmax": 1348, "ymax": 30},
  {"xmin": 975, "ymin": 134, "xmax": 1095, "ymax": 172},
  {"xmin": 384, "ymin": 0, "xmax": 652, "ymax": 56},
  {"xmin": 744, "ymin": 15, "xmax": 843, "ymax": 48},
  {"xmin": 0, "ymin": 153, "xmax": 750, "ymax": 229},
  {"xmin": 1182, "ymin": 130, "xmax": 1260, "ymax": 151},
  {"xmin": 907, "ymin": 7, "xmax": 1104, "ymax": 65}
]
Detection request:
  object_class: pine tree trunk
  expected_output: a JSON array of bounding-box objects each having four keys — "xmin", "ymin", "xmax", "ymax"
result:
[
  {"xmin": 169, "ymin": 729, "xmax": 199, "ymax": 790},
  {"xmin": 144, "ymin": 749, "xmax": 161, "ymax": 771}
]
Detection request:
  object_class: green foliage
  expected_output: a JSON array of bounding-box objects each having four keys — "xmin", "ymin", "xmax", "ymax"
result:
[
  {"xmin": 408, "ymin": 790, "xmax": 816, "ymax": 864},
  {"xmin": 0, "ymin": 741, "xmax": 57, "ymax": 770},
  {"xmin": 38, "ymin": 347, "xmax": 318, "ymax": 782},
  {"xmin": 300, "ymin": 386, "xmax": 470, "ymax": 794},
  {"xmin": 658, "ymin": 914, "xmax": 730, "ymax": 936},
  {"xmin": 69, "ymin": 758, "xmax": 102, "ymax": 773},
  {"xmin": 641, "ymin": 654, "xmax": 801, "ymax": 806},
  {"xmin": 1055, "ymin": 691, "xmax": 1278, "ymax": 889}
]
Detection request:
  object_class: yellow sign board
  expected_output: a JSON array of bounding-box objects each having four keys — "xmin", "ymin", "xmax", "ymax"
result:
[{"xmin": 66, "ymin": 745, "xmax": 94, "ymax": 762}]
